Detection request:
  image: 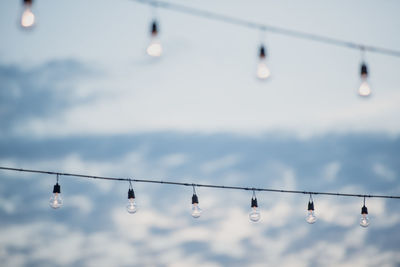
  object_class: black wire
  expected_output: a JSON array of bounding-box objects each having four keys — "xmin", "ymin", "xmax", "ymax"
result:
[
  {"xmin": 132, "ymin": 0, "xmax": 400, "ymax": 58},
  {"xmin": 1, "ymin": 166, "xmax": 400, "ymax": 200},
  {"xmin": 192, "ymin": 184, "xmax": 196, "ymax": 195}
]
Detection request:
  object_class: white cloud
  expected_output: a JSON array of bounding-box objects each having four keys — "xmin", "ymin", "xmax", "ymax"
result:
[
  {"xmin": 160, "ymin": 153, "xmax": 188, "ymax": 168},
  {"xmin": 200, "ymin": 154, "xmax": 241, "ymax": 174},
  {"xmin": 323, "ymin": 161, "xmax": 341, "ymax": 182},
  {"xmin": 373, "ymin": 163, "xmax": 396, "ymax": 182},
  {"xmin": 67, "ymin": 195, "xmax": 93, "ymax": 214}
]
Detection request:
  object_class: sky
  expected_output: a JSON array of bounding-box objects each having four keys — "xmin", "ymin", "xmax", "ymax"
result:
[{"xmin": 0, "ymin": 0, "xmax": 400, "ymax": 266}]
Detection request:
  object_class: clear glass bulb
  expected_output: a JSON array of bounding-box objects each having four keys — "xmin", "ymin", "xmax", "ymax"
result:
[
  {"xmin": 249, "ymin": 207, "xmax": 261, "ymax": 222},
  {"xmin": 21, "ymin": 7, "xmax": 35, "ymax": 28},
  {"xmin": 256, "ymin": 61, "xmax": 270, "ymax": 79},
  {"xmin": 358, "ymin": 80, "xmax": 371, "ymax": 97},
  {"xmin": 49, "ymin": 192, "xmax": 63, "ymax": 209},
  {"xmin": 191, "ymin": 203, "xmax": 202, "ymax": 218},
  {"xmin": 147, "ymin": 38, "xmax": 162, "ymax": 57},
  {"xmin": 360, "ymin": 214, "xmax": 369, "ymax": 227},
  {"xmin": 306, "ymin": 210, "xmax": 317, "ymax": 224},
  {"xmin": 126, "ymin": 198, "xmax": 137, "ymax": 214}
]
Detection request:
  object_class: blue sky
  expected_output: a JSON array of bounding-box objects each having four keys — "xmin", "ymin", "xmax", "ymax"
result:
[{"xmin": 0, "ymin": 0, "xmax": 400, "ymax": 266}]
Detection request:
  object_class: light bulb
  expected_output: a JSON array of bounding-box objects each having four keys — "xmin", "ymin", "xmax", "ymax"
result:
[
  {"xmin": 126, "ymin": 198, "xmax": 137, "ymax": 214},
  {"xmin": 360, "ymin": 204, "xmax": 369, "ymax": 228},
  {"xmin": 249, "ymin": 196, "xmax": 261, "ymax": 222},
  {"xmin": 49, "ymin": 183, "xmax": 62, "ymax": 209},
  {"xmin": 306, "ymin": 200, "xmax": 316, "ymax": 224},
  {"xmin": 358, "ymin": 63, "xmax": 371, "ymax": 97},
  {"xmin": 249, "ymin": 207, "xmax": 261, "ymax": 222},
  {"xmin": 126, "ymin": 188, "xmax": 137, "ymax": 214},
  {"xmin": 358, "ymin": 81, "xmax": 371, "ymax": 97},
  {"xmin": 256, "ymin": 45, "xmax": 270, "ymax": 80},
  {"xmin": 191, "ymin": 203, "xmax": 202, "ymax": 218},
  {"xmin": 257, "ymin": 62, "xmax": 271, "ymax": 79},
  {"xmin": 191, "ymin": 193, "xmax": 202, "ymax": 218},
  {"xmin": 306, "ymin": 210, "xmax": 317, "ymax": 224},
  {"xmin": 21, "ymin": 0, "xmax": 35, "ymax": 29},
  {"xmin": 147, "ymin": 39, "xmax": 162, "ymax": 57},
  {"xmin": 147, "ymin": 21, "xmax": 162, "ymax": 57},
  {"xmin": 360, "ymin": 214, "xmax": 369, "ymax": 227}
]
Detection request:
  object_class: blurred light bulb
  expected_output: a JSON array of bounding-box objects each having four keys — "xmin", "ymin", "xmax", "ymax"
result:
[
  {"xmin": 257, "ymin": 62, "xmax": 271, "ymax": 79},
  {"xmin": 49, "ymin": 183, "xmax": 62, "ymax": 209},
  {"xmin": 249, "ymin": 196, "xmax": 261, "ymax": 222},
  {"xmin": 126, "ymin": 188, "xmax": 137, "ymax": 214},
  {"xmin": 257, "ymin": 45, "xmax": 270, "ymax": 80},
  {"xmin": 21, "ymin": 0, "xmax": 35, "ymax": 28},
  {"xmin": 147, "ymin": 21, "xmax": 162, "ymax": 57},
  {"xmin": 360, "ymin": 204, "xmax": 369, "ymax": 228},
  {"xmin": 358, "ymin": 63, "xmax": 371, "ymax": 97},
  {"xmin": 191, "ymin": 193, "xmax": 202, "ymax": 218},
  {"xmin": 306, "ymin": 200, "xmax": 316, "ymax": 224},
  {"xmin": 147, "ymin": 39, "xmax": 162, "ymax": 57},
  {"xmin": 358, "ymin": 81, "xmax": 371, "ymax": 97}
]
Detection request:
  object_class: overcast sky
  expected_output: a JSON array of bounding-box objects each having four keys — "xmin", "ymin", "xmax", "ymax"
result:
[{"xmin": 0, "ymin": 0, "xmax": 400, "ymax": 266}]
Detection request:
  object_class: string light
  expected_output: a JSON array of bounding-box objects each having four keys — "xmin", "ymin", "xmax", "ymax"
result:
[
  {"xmin": 360, "ymin": 196, "xmax": 370, "ymax": 228},
  {"xmin": 1, "ymin": 166, "xmax": 399, "ymax": 227},
  {"xmin": 147, "ymin": 20, "xmax": 162, "ymax": 57},
  {"xmin": 133, "ymin": 0, "xmax": 400, "ymax": 58},
  {"xmin": 49, "ymin": 174, "xmax": 63, "ymax": 209},
  {"xmin": 132, "ymin": 0, "xmax": 400, "ymax": 97},
  {"xmin": 256, "ymin": 44, "xmax": 271, "ymax": 80},
  {"xmin": 20, "ymin": 0, "xmax": 35, "ymax": 29},
  {"xmin": 358, "ymin": 62, "xmax": 371, "ymax": 97},
  {"xmin": 249, "ymin": 190, "xmax": 261, "ymax": 222},
  {"xmin": 16, "ymin": 0, "xmax": 399, "ymax": 97},
  {"xmin": 191, "ymin": 185, "xmax": 202, "ymax": 218},
  {"xmin": 306, "ymin": 194, "xmax": 316, "ymax": 224},
  {"xmin": 126, "ymin": 180, "xmax": 137, "ymax": 214}
]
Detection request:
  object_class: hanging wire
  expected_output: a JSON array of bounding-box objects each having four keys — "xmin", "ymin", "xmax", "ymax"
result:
[
  {"xmin": 192, "ymin": 184, "xmax": 196, "ymax": 194},
  {"xmin": 150, "ymin": 0, "xmax": 159, "ymax": 21},
  {"xmin": 258, "ymin": 27, "xmax": 267, "ymax": 44},
  {"xmin": 56, "ymin": 173, "xmax": 59, "ymax": 183},
  {"xmin": 252, "ymin": 189, "xmax": 257, "ymax": 198},
  {"xmin": 129, "ymin": 179, "xmax": 133, "ymax": 189},
  {"xmin": 131, "ymin": 0, "xmax": 400, "ymax": 58},
  {"xmin": 309, "ymin": 193, "xmax": 313, "ymax": 202},
  {"xmin": 360, "ymin": 46, "xmax": 367, "ymax": 63},
  {"xmin": 1, "ymin": 166, "xmax": 400, "ymax": 200}
]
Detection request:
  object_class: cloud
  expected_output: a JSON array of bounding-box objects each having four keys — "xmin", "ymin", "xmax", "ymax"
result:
[
  {"xmin": 0, "ymin": 59, "xmax": 98, "ymax": 137},
  {"xmin": 373, "ymin": 163, "xmax": 396, "ymax": 182},
  {"xmin": 322, "ymin": 161, "xmax": 341, "ymax": 182},
  {"xmin": 200, "ymin": 154, "xmax": 241, "ymax": 174},
  {"xmin": 0, "ymin": 133, "xmax": 399, "ymax": 266}
]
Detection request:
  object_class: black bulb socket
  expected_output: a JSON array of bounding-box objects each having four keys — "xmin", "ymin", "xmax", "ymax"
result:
[
  {"xmin": 151, "ymin": 21, "xmax": 158, "ymax": 35},
  {"xmin": 53, "ymin": 183, "xmax": 61, "ymax": 194},
  {"xmin": 128, "ymin": 188, "xmax": 135, "ymax": 199},
  {"xmin": 23, "ymin": 0, "xmax": 33, "ymax": 5},
  {"xmin": 308, "ymin": 201, "xmax": 314, "ymax": 211},
  {"xmin": 360, "ymin": 63, "xmax": 368, "ymax": 77},
  {"xmin": 259, "ymin": 45, "xmax": 266, "ymax": 59},
  {"xmin": 361, "ymin": 205, "xmax": 368, "ymax": 215},
  {"xmin": 251, "ymin": 197, "xmax": 258, "ymax": 208},
  {"xmin": 192, "ymin": 194, "xmax": 199, "ymax": 204}
]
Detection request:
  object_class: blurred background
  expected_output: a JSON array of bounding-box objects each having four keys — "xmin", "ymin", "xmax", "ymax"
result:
[{"xmin": 0, "ymin": 0, "xmax": 400, "ymax": 266}]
